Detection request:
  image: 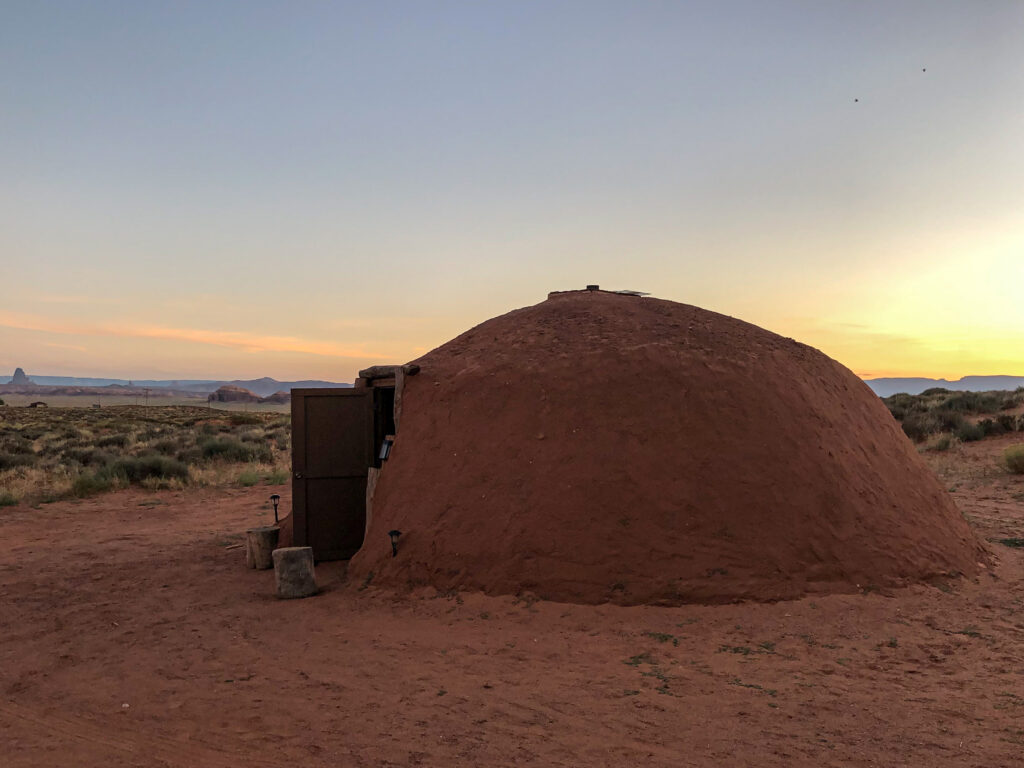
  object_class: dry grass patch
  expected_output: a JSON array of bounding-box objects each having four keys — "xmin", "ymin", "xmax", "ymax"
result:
[
  {"xmin": 1004, "ymin": 445, "xmax": 1024, "ymax": 475},
  {"xmin": 0, "ymin": 405, "xmax": 290, "ymax": 505}
]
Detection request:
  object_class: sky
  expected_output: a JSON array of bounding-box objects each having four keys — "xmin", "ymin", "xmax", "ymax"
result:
[{"xmin": 2, "ymin": 1, "xmax": 1023, "ymax": 383}]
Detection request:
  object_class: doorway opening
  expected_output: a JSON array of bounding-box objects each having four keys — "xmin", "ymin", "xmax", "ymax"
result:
[
  {"xmin": 372, "ymin": 385, "xmax": 396, "ymax": 468},
  {"xmin": 290, "ymin": 364, "xmax": 415, "ymax": 561}
]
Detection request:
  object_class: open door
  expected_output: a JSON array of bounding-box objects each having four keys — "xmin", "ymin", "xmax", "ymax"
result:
[{"xmin": 291, "ymin": 388, "xmax": 373, "ymax": 560}]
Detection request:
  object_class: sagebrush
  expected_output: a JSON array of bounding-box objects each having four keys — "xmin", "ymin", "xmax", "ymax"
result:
[
  {"xmin": 0, "ymin": 405, "xmax": 290, "ymax": 505},
  {"xmin": 883, "ymin": 388, "xmax": 1024, "ymax": 443}
]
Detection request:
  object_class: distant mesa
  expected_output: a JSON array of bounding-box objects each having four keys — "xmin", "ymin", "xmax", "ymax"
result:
[
  {"xmin": 9, "ymin": 367, "xmax": 33, "ymax": 386},
  {"xmin": 206, "ymin": 385, "xmax": 292, "ymax": 405},
  {"xmin": 1, "ymin": 373, "xmax": 348, "ymax": 396},
  {"xmin": 208, "ymin": 385, "xmax": 261, "ymax": 403},
  {"xmin": 865, "ymin": 375, "xmax": 1024, "ymax": 397},
  {"xmin": 259, "ymin": 390, "xmax": 291, "ymax": 405}
]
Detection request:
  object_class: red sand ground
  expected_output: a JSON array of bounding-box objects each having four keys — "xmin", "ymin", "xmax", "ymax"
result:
[
  {"xmin": 2, "ymin": 444, "xmax": 1024, "ymax": 767},
  {"xmin": 352, "ymin": 291, "xmax": 984, "ymax": 603}
]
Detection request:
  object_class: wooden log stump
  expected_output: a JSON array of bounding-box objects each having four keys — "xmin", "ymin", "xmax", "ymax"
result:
[
  {"xmin": 245, "ymin": 526, "xmax": 280, "ymax": 570},
  {"xmin": 272, "ymin": 547, "xmax": 317, "ymax": 599}
]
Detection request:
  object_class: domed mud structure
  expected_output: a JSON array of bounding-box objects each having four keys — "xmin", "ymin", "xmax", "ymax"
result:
[{"xmin": 348, "ymin": 290, "xmax": 984, "ymax": 604}]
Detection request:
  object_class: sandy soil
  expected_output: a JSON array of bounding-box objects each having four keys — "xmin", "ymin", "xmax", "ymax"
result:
[{"xmin": 2, "ymin": 440, "xmax": 1024, "ymax": 767}]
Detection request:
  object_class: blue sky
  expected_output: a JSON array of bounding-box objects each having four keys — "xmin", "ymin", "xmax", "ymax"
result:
[{"xmin": 2, "ymin": 1, "xmax": 1022, "ymax": 380}]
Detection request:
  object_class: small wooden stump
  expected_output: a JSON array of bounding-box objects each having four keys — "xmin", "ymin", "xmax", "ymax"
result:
[
  {"xmin": 245, "ymin": 526, "xmax": 280, "ymax": 570},
  {"xmin": 272, "ymin": 547, "xmax": 317, "ymax": 599}
]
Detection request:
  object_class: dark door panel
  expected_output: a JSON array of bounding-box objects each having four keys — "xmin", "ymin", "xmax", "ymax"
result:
[
  {"xmin": 304, "ymin": 395, "xmax": 373, "ymax": 476},
  {"xmin": 304, "ymin": 477, "xmax": 368, "ymax": 560},
  {"xmin": 292, "ymin": 388, "xmax": 373, "ymax": 560}
]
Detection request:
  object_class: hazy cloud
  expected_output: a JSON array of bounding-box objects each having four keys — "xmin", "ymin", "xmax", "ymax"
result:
[{"xmin": 0, "ymin": 311, "xmax": 378, "ymax": 359}]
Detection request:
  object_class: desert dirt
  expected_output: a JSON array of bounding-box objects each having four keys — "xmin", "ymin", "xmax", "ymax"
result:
[{"xmin": 2, "ymin": 438, "xmax": 1024, "ymax": 767}]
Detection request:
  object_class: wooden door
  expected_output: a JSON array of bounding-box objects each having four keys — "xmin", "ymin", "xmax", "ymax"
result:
[{"xmin": 291, "ymin": 388, "xmax": 373, "ymax": 560}]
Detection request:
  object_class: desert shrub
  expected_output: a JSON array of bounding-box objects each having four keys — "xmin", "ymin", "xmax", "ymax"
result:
[
  {"xmin": 935, "ymin": 410, "xmax": 966, "ymax": 432},
  {"xmin": 39, "ymin": 439, "xmax": 76, "ymax": 457},
  {"xmin": 0, "ymin": 452, "xmax": 38, "ymax": 470},
  {"xmin": 0, "ymin": 490, "xmax": 16, "ymax": 506},
  {"xmin": 102, "ymin": 418, "xmax": 134, "ymax": 431},
  {"xmin": 198, "ymin": 422, "xmax": 232, "ymax": 434},
  {"xmin": 62, "ymin": 447, "xmax": 115, "ymax": 467},
  {"xmin": 269, "ymin": 428, "xmax": 290, "ymax": 451},
  {"xmin": 238, "ymin": 468, "xmax": 260, "ymax": 486},
  {"xmin": 97, "ymin": 434, "xmax": 130, "ymax": 448},
  {"xmin": 175, "ymin": 447, "xmax": 203, "ymax": 464},
  {"xmin": 1005, "ymin": 446, "xmax": 1024, "ymax": 475},
  {"xmin": 887, "ymin": 393, "xmax": 912, "ymax": 405},
  {"xmin": 0, "ymin": 397, "xmax": 5, "ymax": 406},
  {"xmin": 71, "ymin": 467, "xmax": 120, "ymax": 497},
  {"xmin": 266, "ymin": 468, "xmax": 288, "ymax": 484},
  {"xmin": 978, "ymin": 418, "xmax": 1006, "ymax": 438},
  {"xmin": 998, "ymin": 414, "xmax": 1020, "ymax": 432},
  {"xmin": 945, "ymin": 392, "xmax": 1003, "ymax": 414},
  {"xmin": 0, "ymin": 405, "xmax": 289, "ymax": 503},
  {"xmin": 1, "ymin": 435, "xmax": 34, "ymax": 454},
  {"xmin": 140, "ymin": 475, "xmax": 184, "ymax": 491},
  {"xmin": 86, "ymin": 449, "xmax": 116, "ymax": 466},
  {"xmin": 200, "ymin": 437, "xmax": 272, "ymax": 463},
  {"xmin": 927, "ymin": 435, "xmax": 953, "ymax": 452},
  {"xmin": 201, "ymin": 436, "xmax": 242, "ymax": 460},
  {"xmin": 61, "ymin": 447, "xmax": 86, "ymax": 463},
  {"xmin": 149, "ymin": 438, "xmax": 183, "ymax": 455},
  {"xmin": 901, "ymin": 413, "xmax": 940, "ymax": 442},
  {"xmin": 113, "ymin": 454, "xmax": 189, "ymax": 482},
  {"xmin": 0, "ymin": 404, "xmax": 289, "ymax": 503},
  {"xmin": 228, "ymin": 412, "xmax": 262, "ymax": 426},
  {"xmin": 884, "ymin": 393, "xmax": 926, "ymax": 420},
  {"xmin": 954, "ymin": 422, "xmax": 985, "ymax": 443},
  {"xmin": 921, "ymin": 387, "xmax": 951, "ymax": 396}
]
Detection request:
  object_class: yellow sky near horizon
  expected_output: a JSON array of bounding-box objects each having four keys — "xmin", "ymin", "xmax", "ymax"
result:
[
  {"xmin": 3, "ymin": 205, "xmax": 1022, "ymax": 383},
  {"xmin": 3, "ymin": 222, "xmax": 1022, "ymax": 384}
]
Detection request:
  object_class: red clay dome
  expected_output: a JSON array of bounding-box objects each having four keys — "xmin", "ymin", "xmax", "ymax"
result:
[{"xmin": 348, "ymin": 290, "xmax": 985, "ymax": 604}]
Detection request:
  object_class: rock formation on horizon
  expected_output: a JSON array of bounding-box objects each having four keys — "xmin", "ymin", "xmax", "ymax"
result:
[
  {"xmin": 8, "ymin": 368, "xmax": 32, "ymax": 385},
  {"xmin": 258, "ymin": 390, "xmax": 291, "ymax": 404},
  {"xmin": 207, "ymin": 385, "xmax": 261, "ymax": 403}
]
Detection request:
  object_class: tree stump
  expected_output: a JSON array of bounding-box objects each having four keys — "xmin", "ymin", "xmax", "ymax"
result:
[
  {"xmin": 245, "ymin": 526, "xmax": 280, "ymax": 570},
  {"xmin": 272, "ymin": 547, "xmax": 317, "ymax": 599}
]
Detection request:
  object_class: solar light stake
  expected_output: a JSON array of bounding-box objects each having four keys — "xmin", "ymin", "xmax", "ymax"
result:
[
  {"xmin": 388, "ymin": 529, "xmax": 402, "ymax": 558},
  {"xmin": 270, "ymin": 493, "xmax": 281, "ymax": 523}
]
